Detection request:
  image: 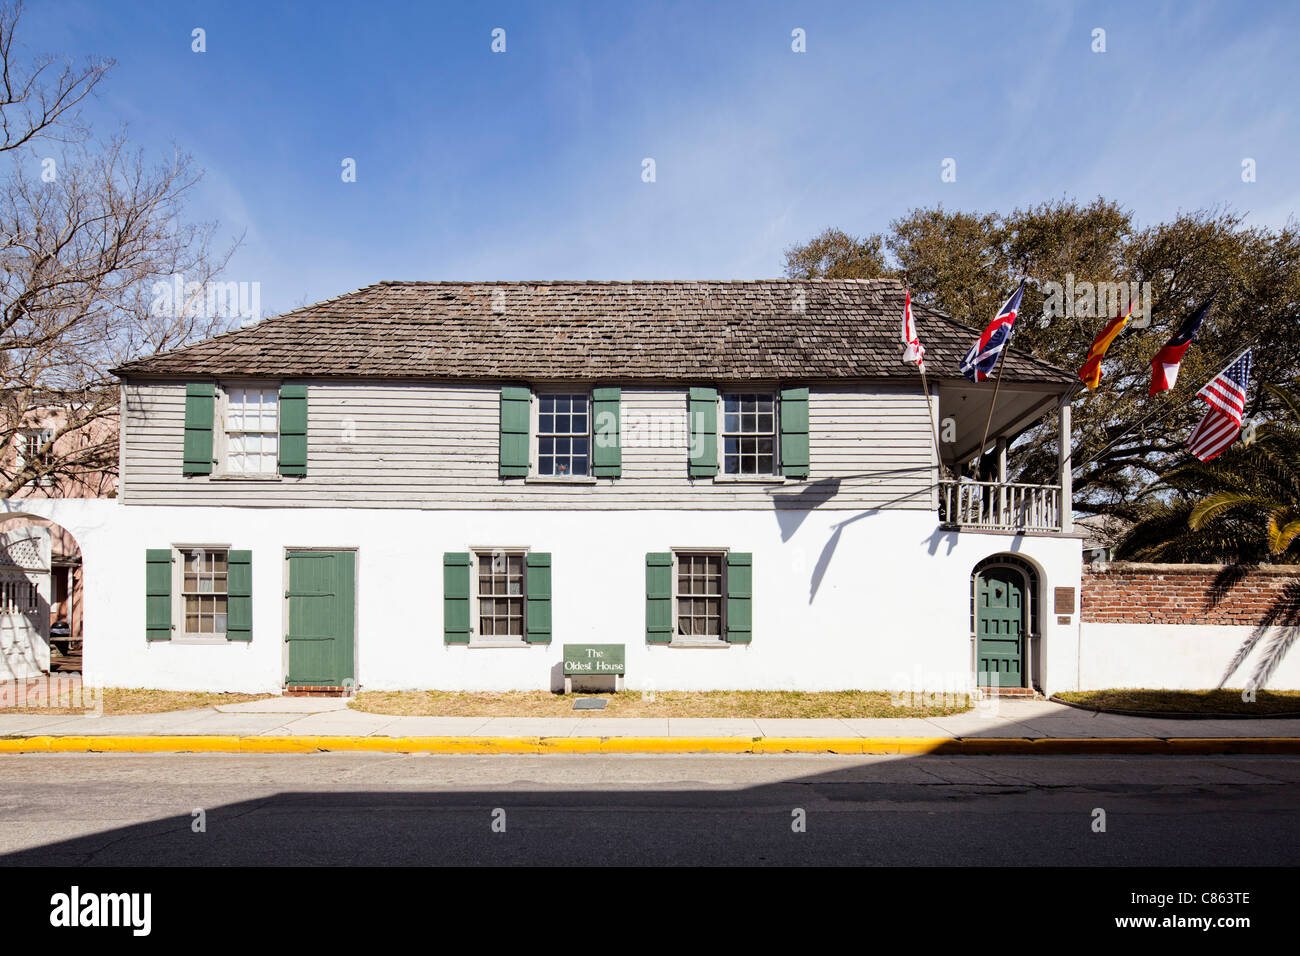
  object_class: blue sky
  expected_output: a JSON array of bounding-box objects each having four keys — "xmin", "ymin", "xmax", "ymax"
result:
[{"xmin": 17, "ymin": 0, "xmax": 1300, "ymax": 317}]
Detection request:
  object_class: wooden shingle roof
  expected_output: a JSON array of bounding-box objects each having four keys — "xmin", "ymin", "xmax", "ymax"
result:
[{"xmin": 111, "ymin": 279, "xmax": 1075, "ymax": 385}]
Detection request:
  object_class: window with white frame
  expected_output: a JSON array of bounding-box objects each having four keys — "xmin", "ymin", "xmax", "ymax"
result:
[
  {"xmin": 475, "ymin": 550, "xmax": 526, "ymax": 640},
  {"xmin": 18, "ymin": 428, "xmax": 54, "ymax": 483},
  {"xmin": 179, "ymin": 547, "xmax": 228, "ymax": 639},
  {"xmin": 222, "ymin": 386, "xmax": 278, "ymax": 475},
  {"xmin": 675, "ymin": 551, "xmax": 725, "ymax": 642},
  {"xmin": 721, "ymin": 393, "xmax": 777, "ymax": 476},
  {"xmin": 536, "ymin": 393, "xmax": 590, "ymax": 477}
]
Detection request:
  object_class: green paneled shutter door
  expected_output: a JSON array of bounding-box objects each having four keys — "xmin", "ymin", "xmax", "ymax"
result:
[
  {"xmin": 285, "ymin": 550, "xmax": 354, "ymax": 686},
  {"xmin": 645, "ymin": 552, "xmax": 673, "ymax": 644},
  {"xmin": 226, "ymin": 550, "xmax": 252, "ymax": 641},
  {"xmin": 145, "ymin": 549, "xmax": 173, "ymax": 642},
  {"xmin": 976, "ymin": 567, "xmax": 1026, "ymax": 688},
  {"xmin": 779, "ymin": 387, "xmax": 810, "ymax": 479},
  {"xmin": 525, "ymin": 552, "xmax": 552, "ymax": 643},
  {"xmin": 499, "ymin": 386, "xmax": 531, "ymax": 477},
  {"xmin": 182, "ymin": 384, "xmax": 216, "ymax": 475},
  {"xmin": 278, "ymin": 384, "xmax": 308, "ymax": 476},
  {"xmin": 688, "ymin": 387, "xmax": 718, "ymax": 477},
  {"xmin": 443, "ymin": 552, "xmax": 471, "ymax": 643},
  {"xmin": 725, "ymin": 552, "xmax": 753, "ymax": 644},
  {"xmin": 591, "ymin": 387, "xmax": 622, "ymax": 477}
]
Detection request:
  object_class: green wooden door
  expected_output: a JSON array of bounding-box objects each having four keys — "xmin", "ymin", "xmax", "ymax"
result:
[
  {"xmin": 976, "ymin": 566, "xmax": 1026, "ymax": 688},
  {"xmin": 285, "ymin": 550, "xmax": 354, "ymax": 686}
]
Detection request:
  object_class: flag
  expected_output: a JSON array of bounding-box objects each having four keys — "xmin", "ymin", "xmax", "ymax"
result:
[
  {"xmin": 1149, "ymin": 298, "xmax": 1213, "ymax": 396},
  {"xmin": 1078, "ymin": 300, "xmax": 1133, "ymax": 389},
  {"xmin": 960, "ymin": 280, "xmax": 1026, "ymax": 382},
  {"xmin": 901, "ymin": 289, "xmax": 926, "ymax": 370},
  {"xmin": 1187, "ymin": 350, "xmax": 1252, "ymax": 462}
]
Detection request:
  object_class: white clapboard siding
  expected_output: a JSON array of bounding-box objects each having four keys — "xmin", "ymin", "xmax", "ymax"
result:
[{"xmin": 120, "ymin": 381, "xmax": 937, "ymax": 510}]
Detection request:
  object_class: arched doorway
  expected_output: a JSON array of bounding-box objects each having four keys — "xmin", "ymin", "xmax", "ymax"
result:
[
  {"xmin": 0, "ymin": 515, "xmax": 82, "ymax": 679},
  {"xmin": 971, "ymin": 555, "xmax": 1039, "ymax": 690}
]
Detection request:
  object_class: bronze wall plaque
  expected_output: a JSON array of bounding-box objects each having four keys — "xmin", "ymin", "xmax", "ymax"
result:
[{"xmin": 1054, "ymin": 587, "xmax": 1076, "ymax": 614}]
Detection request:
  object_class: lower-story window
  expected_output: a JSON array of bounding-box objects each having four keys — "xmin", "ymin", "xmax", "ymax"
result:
[
  {"xmin": 180, "ymin": 547, "xmax": 228, "ymax": 638},
  {"xmin": 476, "ymin": 549, "xmax": 526, "ymax": 641},
  {"xmin": 675, "ymin": 550, "xmax": 725, "ymax": 642}
]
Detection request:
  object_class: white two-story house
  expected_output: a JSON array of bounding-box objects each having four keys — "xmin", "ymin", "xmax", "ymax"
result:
[{"xmin": 27, "ymin": 278, "xmax": 1083, "ymax": 695}]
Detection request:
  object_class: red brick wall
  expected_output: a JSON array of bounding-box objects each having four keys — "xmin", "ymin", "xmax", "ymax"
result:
[{"xmin": 1082, "ymin": 562, "xmax": 1300, "ymax": 625}]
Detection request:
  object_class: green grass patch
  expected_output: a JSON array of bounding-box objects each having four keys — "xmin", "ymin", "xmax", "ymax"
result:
[
  {"xmin": 350, "ymin": 689, "xmax": 973, "ymax": 718},
  {"xmin": 0, "ymin": 687, "xmax": 275, "ymax": 716},
  {"xmin": 1056, "ymin": 688, "xmax": 1300, "ymax": 716}
]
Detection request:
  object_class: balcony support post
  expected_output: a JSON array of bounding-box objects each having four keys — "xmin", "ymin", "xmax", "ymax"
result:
[
  {"xmin": 1059, "ymin": 403, "xmax": 1073, "ymax": 533},
  {"xmin": 996, "ymin": 437, "xmax": 1007, "ymax": 525}
]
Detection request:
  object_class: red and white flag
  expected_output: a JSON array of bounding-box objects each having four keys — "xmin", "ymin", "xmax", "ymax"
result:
[
  {"xmin": 1187, "ymin": 350, "xmax": 1252, "ymax": 462},
  {"xmin": 901, "ymin": 289, "xmax": 926, "ymax": 370}
]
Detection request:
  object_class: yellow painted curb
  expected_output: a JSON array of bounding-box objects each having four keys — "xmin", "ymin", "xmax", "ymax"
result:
[
  {"xmin": 594, "ymin": 736, "xmax": 754, "ymax": 754},
  {"xmin": 756, "ymin": 737, "xmax": 865, "ymax": 754},
  {"xmin": 0, "ymin": 735, "xmax": 1298, "ymax": 755},
  {"xmin": 238, "ymin": 735, "xmax": 323, "ymax": 753}
]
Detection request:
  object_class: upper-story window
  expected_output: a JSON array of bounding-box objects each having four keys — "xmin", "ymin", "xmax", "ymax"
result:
[
  {"xmin": 17, "ymin": 428, "xmax": 54, "ymax": 485},
  {"xmin": 536, "ymin": 393, "xmax": 590, "ymax": 477},
  {"xmin": 222, "ymin": 386, "xmax": 279, "ymax": 475},
  {"xmin": 721, "ymin": 393, "xmax": 777, "ymax": 476}
]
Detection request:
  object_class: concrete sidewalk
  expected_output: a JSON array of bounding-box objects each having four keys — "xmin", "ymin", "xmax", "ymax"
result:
[{"xmin": 1, "ymin": 698, "xmax": 1299, "ymax": 753}]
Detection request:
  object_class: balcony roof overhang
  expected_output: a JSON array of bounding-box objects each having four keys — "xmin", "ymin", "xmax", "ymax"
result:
[{"xmin": 935, "ymin": 379, "xmax": 1077, "ymax": 466}]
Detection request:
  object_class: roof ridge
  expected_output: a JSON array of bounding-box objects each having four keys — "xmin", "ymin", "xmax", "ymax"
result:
[{"xmin": 372, "ymin": 277, "xmax": 904, "ymax": 286}]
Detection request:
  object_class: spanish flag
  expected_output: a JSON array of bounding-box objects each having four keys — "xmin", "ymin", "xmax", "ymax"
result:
[{"xmin": 1078, "ymin": 304, "xmax": 1132, "ymax": 389}]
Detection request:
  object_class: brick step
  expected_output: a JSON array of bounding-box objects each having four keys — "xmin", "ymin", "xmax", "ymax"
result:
[
  {"xmin": 283, "ymin": 685, "xmax": 351, "ymax": 698},
  {"xmin": 979, "ymin": 686, "xmax": 1040, "ymax": 698}
]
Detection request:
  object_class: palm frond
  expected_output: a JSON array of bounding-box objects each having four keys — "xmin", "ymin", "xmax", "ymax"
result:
[{"xmin": 1189, "ymin": 491, "xmax": 1265, "ymax": 530}]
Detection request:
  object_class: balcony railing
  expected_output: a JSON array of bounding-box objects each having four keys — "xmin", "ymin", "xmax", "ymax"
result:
[{"xmin": 939, "ymin": 479, "xmax": 1064, "ymax": 533}]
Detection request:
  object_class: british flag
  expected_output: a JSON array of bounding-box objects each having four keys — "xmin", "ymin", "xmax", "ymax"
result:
[
  {"xmin": 1187, "ymin": 350, "xmax": 1252, "ymax": 462},
  {"xmin": 960, "ymin": 280, "xmax": 1025, "ymax": 382}
]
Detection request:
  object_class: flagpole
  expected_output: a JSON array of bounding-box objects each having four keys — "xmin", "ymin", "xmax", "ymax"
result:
[
  {"xmin": 918, "ymin": 363, "xmax": 944, "ymax": 473},
  {"xmin": 974, "ymin": 327, "xmax": 1013, "ymax": 479},
  {"xmin": 904, "ymin": 287, "xmax": 945, "ymax": 474}
]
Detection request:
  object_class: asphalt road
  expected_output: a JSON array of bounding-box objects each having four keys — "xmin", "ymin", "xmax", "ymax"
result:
[{"xmin": 1, "ymin": 753, "xmax": 1297, "ymax": 866}]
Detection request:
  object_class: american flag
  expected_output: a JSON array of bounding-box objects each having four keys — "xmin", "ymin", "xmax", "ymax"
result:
[
  {"xmin": 961, "ymin": 280, "xmax": 1025, "ymax": 382},
  {"xmin": 1187, "ymin": 350, "xmax": 1252, "ymax": 462}
]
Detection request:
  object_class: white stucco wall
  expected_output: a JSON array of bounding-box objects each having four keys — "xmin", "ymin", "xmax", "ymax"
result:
[
  {"xmin": 1, "ymin": 499, "xmax": 1085, "ymax": 694},
  {"xmin": 1079, "ymin": 623, "xmax": 1300, "ymax": 690}
]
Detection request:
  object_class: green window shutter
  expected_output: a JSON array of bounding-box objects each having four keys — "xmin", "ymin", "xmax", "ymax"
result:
[
  {"xmin": 278, "ymin": 384, "xmax": 308, "ymax": 476},
  {"xmin": 525, "ymin": 552, "xmax": 552, "ymax": 644},
  {"xmin": 779, "ymin": 387, "xmax": 810, "ymax": 479},
  {"xmin": 725, "ymin": 552, "xmax": 753, "ymax": 644},
  {"xmin": 646, "ymin": 552, "xmax": 673, "ymax": 644},
  {"xmin": 591, "ymin": 387, "xmax": 622, "ymax": 477},
  {"xmin": 499, "ymin": 386, "xmax": 531, "ymax": 477},
  {"xmin": 443, "ymin": 552, "xmax": 471, "ymax": 644},
  {"xmin": 226, "ymin": 549, "xmax": 252, "ymax": 641},
  {"xmin": 182, "ymin": 384, "xmax": 215, "ymax": 475},
  {"xmin": 145, "ymin": 549, "xmax": 173, "ymax": 642},
  {"xmin": 688, "ymin": 386, "xmax": 718, "ymax": 477}
]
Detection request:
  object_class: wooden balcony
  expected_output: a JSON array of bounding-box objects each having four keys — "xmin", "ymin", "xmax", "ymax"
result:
[{"xmin": 939, "ymin": 479, "xmax": 1065, "ymax": 533}]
